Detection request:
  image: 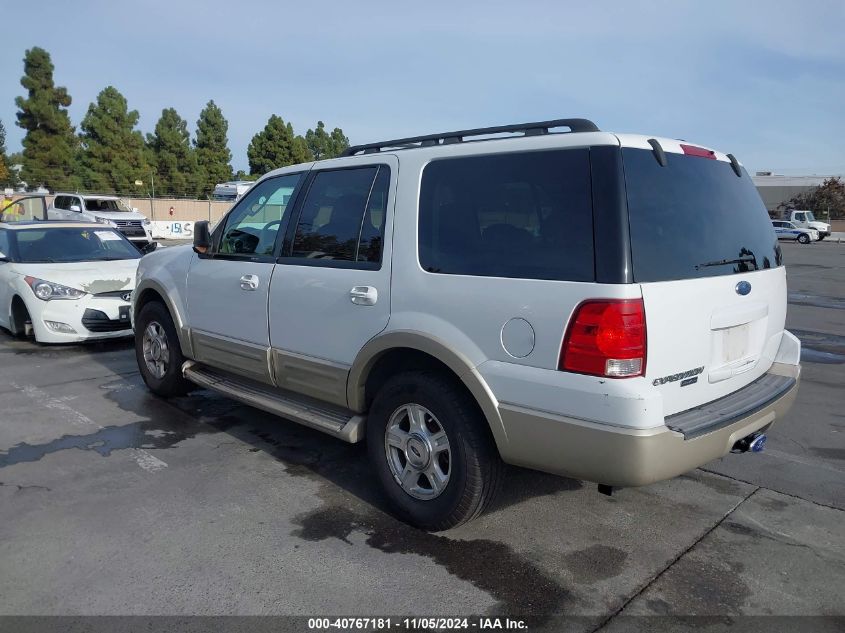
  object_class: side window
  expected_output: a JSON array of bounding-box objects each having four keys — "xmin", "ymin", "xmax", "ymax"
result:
[
  {"xmin": 290, "ymin": 166, "xmax": 387, "ymax": 266},
  {"xmin": 69, "ymin": 197, "xmax": 81, "ymax": 211},
  {"xmin": 54, "ymin": 196, "xmax": 67, "ymax": 210},
  {"xmin": 217, "ymin": 174, "xmax": 301, "ymax": 257},
  {"xmin": 419, "ymin": 149, "xmax": 594, "ymax": 281},
  {"xmin": 795, "ymin": 213, "xmax": 805, "ymax": 221},
  {"xmin": 0, "ymin": 230, "xmax": 10, "ymax": 256}
]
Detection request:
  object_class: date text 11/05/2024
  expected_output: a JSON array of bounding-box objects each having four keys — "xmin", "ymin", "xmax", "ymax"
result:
[{"xmin": 307, "ymin": 617, "xmax": 529, "ymax": 630}]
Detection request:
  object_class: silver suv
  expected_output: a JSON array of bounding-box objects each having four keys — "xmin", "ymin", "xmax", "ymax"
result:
[{"xmin": 132, "ymin": 118, "xmax": 801, "ymax": 530}]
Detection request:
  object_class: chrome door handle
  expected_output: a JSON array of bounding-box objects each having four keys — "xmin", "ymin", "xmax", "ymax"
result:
[
  {"xmin": 239, "ymin": 274, "xmax": 259, "ymax": 291},
  {"xmin": 350, "ymin": 286, "xmax": 378, "ymax": 306}
]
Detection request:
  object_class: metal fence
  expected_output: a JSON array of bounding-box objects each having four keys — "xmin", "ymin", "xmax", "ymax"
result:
[{"xmin": 37, "ymin": 194, "xmax": 234, "ymax": 223}]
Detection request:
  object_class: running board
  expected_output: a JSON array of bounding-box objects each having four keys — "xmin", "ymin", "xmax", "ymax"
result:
[{"xmin": 182, "ymin": 361, "xmax": 365, "ymax": 443}]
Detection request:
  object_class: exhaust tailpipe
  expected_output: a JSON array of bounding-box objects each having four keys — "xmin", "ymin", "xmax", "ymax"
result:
[{"xmin": 732, "ymin": 432, "xmax": 767, "ymax": 454}]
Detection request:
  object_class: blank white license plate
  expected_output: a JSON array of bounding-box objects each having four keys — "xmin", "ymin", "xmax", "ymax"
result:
[{"xmin": 722, "ymin": 324, "xmax": 750, "ymax": 363}]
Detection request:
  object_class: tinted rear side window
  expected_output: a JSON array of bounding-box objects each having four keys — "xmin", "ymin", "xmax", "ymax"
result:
[
  {"xmin": 419, "ymin": 149, "xmax": 594, "ymax": 281},
  {"xmin": 623, "ymin": 148, "xmax": 781, "ymax": 282},
  {"xmin": 290, "ymin": 166, "xmax": 387, "ymax": 266}
]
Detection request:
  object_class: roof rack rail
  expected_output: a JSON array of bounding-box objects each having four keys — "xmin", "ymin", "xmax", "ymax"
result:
[{"xmin": 342, "ymin": 118, "xmax": 600, "ymax": 157}]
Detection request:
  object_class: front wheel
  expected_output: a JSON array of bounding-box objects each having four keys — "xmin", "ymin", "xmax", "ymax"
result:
[
  {"xmin": 134, "ymin": 301, "xmax": 192, "ymax": 397},
  {"xmin": 798, "ymin": 233, "xmax": 810, "ymax": 244},
  {"xmin": 367, "ymin": 371, "xmax": 503, "ymax": 531}
]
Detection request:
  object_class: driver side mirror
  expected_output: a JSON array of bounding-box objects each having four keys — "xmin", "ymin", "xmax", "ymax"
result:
[
  {"xmin": 140, "ymin": 242, "xmax": 159, "ymax": 255},
  {"xmin": 69, "ymin": 205, "xmax": 81, "ymax": 212},
  {"xmin": 193, "ymin": 220, "xmax": 211, "ymax": 254}
]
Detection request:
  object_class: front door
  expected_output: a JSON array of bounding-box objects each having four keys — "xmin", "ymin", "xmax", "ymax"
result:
[
  {"xmin": 269, "ymin": 158, "xmax": 397, "ymax": 406},
  {"xmin": 185, "ymin": 171, "xmax": 307, "ymax": 383}
]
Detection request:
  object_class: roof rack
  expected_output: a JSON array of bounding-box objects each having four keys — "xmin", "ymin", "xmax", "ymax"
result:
[{"xmin": 342, "ymin": 118, "xmax": 600, "ymax": 157}]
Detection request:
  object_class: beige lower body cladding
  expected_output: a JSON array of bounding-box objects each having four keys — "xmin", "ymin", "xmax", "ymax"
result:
[{"xmin": 497, "ymin": 363, "xmax": 800, "ymax": 487}]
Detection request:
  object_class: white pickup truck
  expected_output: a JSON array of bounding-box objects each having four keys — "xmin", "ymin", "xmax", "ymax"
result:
[{"xmin": 784, "ymin": 209, "xmax": 830, "ymax": 240}]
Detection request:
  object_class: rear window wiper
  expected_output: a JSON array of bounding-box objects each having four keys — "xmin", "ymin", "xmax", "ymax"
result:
[{"xmin": 696, "ymin": 255, "xmax": 757, "ymax": 270}]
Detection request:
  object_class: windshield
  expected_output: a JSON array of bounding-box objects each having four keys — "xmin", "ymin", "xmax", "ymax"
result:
[
  {"xmin": 11, "ymin": 227, "xmax": 142, "ymax": 263},
  {"xmin": 623, "ymin": 148, "xmax": 782, "ymax": 282},
  {"xmin": 84, "ymin": 198, "xmax": 132, "ymax": 212},
  {"xmin": 805, "ymin": 211, "xmax": 816, "ymax": 221}
]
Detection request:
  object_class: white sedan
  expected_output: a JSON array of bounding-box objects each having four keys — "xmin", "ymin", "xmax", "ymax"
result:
[{"xmin": 0, "ymin": 221, "xmax": 143, "ymax": 343}]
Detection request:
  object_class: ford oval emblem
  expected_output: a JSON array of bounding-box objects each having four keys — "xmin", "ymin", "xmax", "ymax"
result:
[{"xmin": 735, "ymin": 281, "xmax": 752, "ymax": 296}]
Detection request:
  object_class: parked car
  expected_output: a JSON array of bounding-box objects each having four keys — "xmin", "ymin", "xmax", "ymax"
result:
[
  {"xmin": 0, "ymin": 193, "xmax": 50, "ymax": 223},
  {"xmin": 48, "ymin": 193, "xmax": 154, "ymax": 247},
  {"xmin": 0, "ymin": 221, "xmax": 142, "ymax": 343},
  {"xmin": 771, "ymin": 220, "xmax": 817, "ymax": 244},
  {"xmin": 783, "ymin": 209, "xmax": 830, "ymax": 240},
  {"xmin": 132, "ymin": 118, "xmax": 801, "ymax": 530}
]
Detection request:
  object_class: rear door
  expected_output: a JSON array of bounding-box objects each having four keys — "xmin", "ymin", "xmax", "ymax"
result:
[
  {"xmin": 268, "ymin": 158, "xmax": 396, "ymax": 406},
  {"xmin": 621, "ymin": 141, "xmax": 786, "ymax": 416},
  {"xmin": 47, "ymin": 195, "xmax": 66, "ymax": 220}
]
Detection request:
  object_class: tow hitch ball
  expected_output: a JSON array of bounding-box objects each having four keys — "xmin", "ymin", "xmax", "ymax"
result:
[{"xmin": 732, "ymin": 432, "xmax": 767, "ymax": 454}]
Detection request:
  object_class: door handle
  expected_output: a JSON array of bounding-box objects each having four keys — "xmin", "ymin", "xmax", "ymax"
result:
[
  {"xmin": 350, "ymin": 286, "xmax": 378, "ymax": 306},
  {"xmin": 239, "ymin": 274, "xmax": 260, "ymax": 291}
]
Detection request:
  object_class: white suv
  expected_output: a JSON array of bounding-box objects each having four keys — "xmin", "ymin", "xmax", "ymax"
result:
[
  {"xmin": 49, "ymin": 193, "xmax": 154, "ymax": 246},
  {"xmin": 132, "ymin": 118, "xmax": 801, "ymax": 530}
]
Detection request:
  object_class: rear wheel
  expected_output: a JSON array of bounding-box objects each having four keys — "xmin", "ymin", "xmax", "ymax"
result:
[
  {"xmin": 135, "ymin": 301, "xmax": 192, "ymax": 397},
  {"xmin": 798, "ymin": 233, "xmax": 810, "ymax": 244},
  {"xmin": 367, "ymin": 371, "xmax": 502, "ymax": 531}
]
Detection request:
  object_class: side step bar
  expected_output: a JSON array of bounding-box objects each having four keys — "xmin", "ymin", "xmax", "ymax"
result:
[{"xmin": 182, "ymin": 361, "xmax": 366, "ymax": 443}]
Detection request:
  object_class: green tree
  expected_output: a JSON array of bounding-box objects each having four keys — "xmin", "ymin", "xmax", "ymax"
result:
[
  {"xmin": 233, "ymin": 170, "xmax": 259, "ymax": 181},
  {"xmin": 780, "ymin": 177, "xmax": 845, "ymax": 220},
  {"xmin": 78, "ymin": 86, "xmax": 148, "ymax": 193},
  {"xmin": 305, "ymin": 121, "xmax": 350, "ymax": 160},
  {"xmin": 0, "ymin": 119, "xmax": 11, "ymax": 186},
  {"xmin": 14, "ymin": 47, "xmax": 78, "ymax": 190},
  {"xmin": 147, "ymin": 108, "xmax": 199, "ymax": 197},
  {"xmin": 247, "ymin": 115, "xmax": 312, "ymax": 176},
  {"xmin": 195, "ymin": 100, "xmax": 232, "ymax": 197}
]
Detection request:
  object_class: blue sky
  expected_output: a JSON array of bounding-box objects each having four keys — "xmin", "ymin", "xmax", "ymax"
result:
[{"xmin": 2, "ymin": 0, "xmax": 844, "ymax": 174}]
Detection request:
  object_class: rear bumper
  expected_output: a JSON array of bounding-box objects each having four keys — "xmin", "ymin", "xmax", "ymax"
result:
[{"xmin": 497, "ymin": 361, "xmax": 800, "ymax": 487}]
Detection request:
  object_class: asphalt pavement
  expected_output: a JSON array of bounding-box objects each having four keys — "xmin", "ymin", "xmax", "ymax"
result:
[{"xmin": 0, "ymin": 241, "xmax": 843, "ymax": 632}]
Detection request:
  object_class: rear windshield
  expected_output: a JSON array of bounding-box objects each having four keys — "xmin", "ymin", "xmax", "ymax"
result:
[
  {"xmin": 419, "ymin": 149, "xmax": 594, "ymax": 281},
  {"xmin": 12, "ymin": 227, "xmax": 141, "ymax": 263},
  {"xmin": 623, "ymin": 148, "xmax": 782, "ymax": 282}
]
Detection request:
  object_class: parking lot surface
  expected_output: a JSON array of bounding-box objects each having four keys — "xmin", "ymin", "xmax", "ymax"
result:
[{"xmin": 1, "ymin": 242, "xmax": 843, "ymax": 630}]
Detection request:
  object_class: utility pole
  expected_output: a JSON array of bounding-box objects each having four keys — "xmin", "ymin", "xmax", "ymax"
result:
[{"xmin": 150, "ymin": 170, "xmax": 156, "ymax": 221}]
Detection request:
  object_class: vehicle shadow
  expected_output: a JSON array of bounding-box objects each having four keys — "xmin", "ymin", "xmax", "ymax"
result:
[{"xmin": 1, "ymin": 329, "xmax": 584, "ymax": 522}]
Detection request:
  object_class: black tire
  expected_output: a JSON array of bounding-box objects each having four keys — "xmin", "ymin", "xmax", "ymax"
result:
[
  {"xmin": 134, "ymin": 301, "xmax": 192, "ymax": 397},
  {"xmin": 9, "ymin": 297, "xmax": 31, "ymax": 339},
  {"xmin": 818, "ymin": 234, "xmax": 825, "ymax": 241},
  {"xmin": 367, "ymin": 371, "xmax": 503, "ymax": 531},
  {"xmin": 798, "ymin": 233, "xmax": 810, "ymax": 244}
]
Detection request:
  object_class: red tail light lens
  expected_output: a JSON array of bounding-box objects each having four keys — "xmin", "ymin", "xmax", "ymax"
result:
[
  {"xmin": 559, "ymin": 299, "xmax": 646, "ymax": 378},
  {"xmin": 680, "ymin": 143, "xmax": 716, "ymax": 159}
]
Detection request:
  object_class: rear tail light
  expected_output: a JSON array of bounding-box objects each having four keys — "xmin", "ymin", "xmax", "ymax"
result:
[{"xmin": 559, "ymin": 299, "xmax": 646, "ymax": 378}]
